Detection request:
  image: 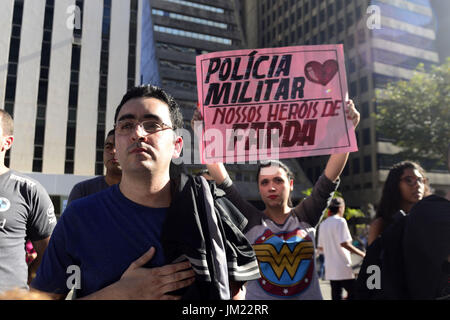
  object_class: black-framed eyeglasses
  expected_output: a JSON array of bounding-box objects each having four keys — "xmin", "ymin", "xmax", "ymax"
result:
[
  {"xmin": 400, "ymin": 176, "xmax": 426, "ymax": 186},
  {"xmin": 115, "ymin": 119, "xmax": 173, "ymax": 136}
]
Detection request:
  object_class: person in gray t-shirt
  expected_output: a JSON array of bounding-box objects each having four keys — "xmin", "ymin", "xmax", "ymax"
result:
[
  {"xmin": 193, "ymin": 100, "xmax": 360, "ymax": 300},
  {"xmin": 67, "ymin": 129, "xmax": 122, "ymax": 205},
  {"xmin": 0, "ymin": 110, "xmax": 56, "ymax": 293}
]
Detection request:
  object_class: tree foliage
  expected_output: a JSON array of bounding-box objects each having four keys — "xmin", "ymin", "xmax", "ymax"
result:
[
  {"xmin": 301, "ymin": 188, "xmax": 365, "ymax": 224},
  {"xmin": 375, "ymin": 58, "xmax": 450, "ymax": 166}
]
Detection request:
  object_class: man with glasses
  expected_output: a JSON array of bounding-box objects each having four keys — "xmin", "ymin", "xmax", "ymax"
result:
[
  {"xmin": 0, "ymin": 110, "xmax": 56, "ymax": 293},
  {"xmin": 67, "ymin": 129, "xmax": 122, "ymax": 206},
  {"xmin": 31, "ymin": 85, "xmax": 258, "ymax": 300}
]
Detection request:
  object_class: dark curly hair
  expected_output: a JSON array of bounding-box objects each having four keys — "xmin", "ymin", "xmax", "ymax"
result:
[
  {"xmin": 114, "ymin": 85, "xmax": 183, "ymax": 130},
  {"xmin": 376, "ymin": 160, "xmax": 430, "ymax": 225}
]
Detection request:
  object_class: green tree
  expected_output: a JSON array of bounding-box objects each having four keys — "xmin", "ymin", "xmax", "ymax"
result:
[
  {"xmin": 301, "ymin": 188, "xmax": 365, "ymax": 224},
  {"xmin": 375, "ymin": 58, "xmax": 450, "ymax": 166}
]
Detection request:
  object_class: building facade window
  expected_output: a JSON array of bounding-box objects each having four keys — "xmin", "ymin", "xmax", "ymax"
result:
[
  {"xmin": 127, "ymin": 0, "xmax": 138, "ymax": 90},
  {"xmin": 360, "ymin": 76, "xmax": 368, "ymax": 93},
  {"xmin": 319, "ymin": 9, "xmax": 325, "ymax": 24},
  {"xmin": 346, "ymin": 11, "xmax": 353, "ymax": 28},
  {"xmin": 337, "ymin": 18, "xmax": 344, "ymax": 33},
  {"xmin": 65, "ymin": 0, "xmax": 83, "ymax": 174},
  {"xmin": 348, "ymin": 57, "xmax": 356, "ymax": 73},
  {"xmin": 350, "ymin": 80, "xmax": 357, "ymax": 97},
  {"xmin": 364, "ymin": 155, "xmax": 372, "ymax": 172},
  {"xmin": 362, "ymin": 101, "xmax": 370, "ymax": 119},
  {"xmin": 312, "ymin": 15, "xmax": 317, "ymax": 28},
  {"xmin": 356, "ymin": 5, "xmax": 362, "ymax": 20},
  {"xmin": 358, "ymin": 51, "xmax": 367, "ymax": 68},
  {"xmin": 357, "ymin": 28, "xmax": 365, "ymax": 43},
  {"xmin": 328, "ymin": 24, "xmax": 335, "ymax": 38},
  {"xmin": 353, "ymin": 157, "xmax": 360, "ymax": 174},
  {"xmin": 154, "ymin": 25, "xmax": 232, "ymax": 45},
  {"xmin": 4, "ymin": 0, "xmax": 24, "ymax": 120},
  {"xmin": 164, "ymin": 0, "xmax": 224, "ymax": 14},
  {"xmin": 327, "ymin": 3, "xmax": 334, "ymax": 16},
  {"xmin": 363, "ymin": 127, "xmax": 371, "ymax": 145},
  {"xmin": 95, "ymin": 0, "xmax": 111, "ymax": 175},
  {"xmin": 320, "ymin": 30, "xmax": 326, "ymax": 43},
  {"xmin": 346, "ymin": 34, "xmax": 354, "ymax": 49},
  {"xmin": 33, "ymin": 0, "xmax": 55, "ymax": 172}
]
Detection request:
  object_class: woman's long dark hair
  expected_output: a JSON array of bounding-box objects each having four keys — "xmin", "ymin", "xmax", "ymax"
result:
[
  {"xmin": 256, "ymin": 160, "xmax": 294, "ymax": 207},
  {"xmin": 376, "ymin": 160, "xmax": 430, "ymax": 225}
]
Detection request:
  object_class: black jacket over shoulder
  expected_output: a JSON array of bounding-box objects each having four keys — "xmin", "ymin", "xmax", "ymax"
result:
[
  {"xmin": 161, "ymin": 174, "xmax": 260, "ymax": 300},
  {"xmin": 357, "ymin": 195, "xmax": 450, "ymax": 300}
]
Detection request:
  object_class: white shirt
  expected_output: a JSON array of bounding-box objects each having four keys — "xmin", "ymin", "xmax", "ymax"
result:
[{"xmin": 318, "ymin": 215, "xmax": 354, "ymax": 280}]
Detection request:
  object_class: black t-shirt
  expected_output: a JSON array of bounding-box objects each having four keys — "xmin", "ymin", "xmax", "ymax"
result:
[
  {"xmin": 67, "ymin": 176, "xmax": 110, "ymax": 206},
  {"xmin": 403, "ymin": 195, "xmax": 450, "ymax": 299}
]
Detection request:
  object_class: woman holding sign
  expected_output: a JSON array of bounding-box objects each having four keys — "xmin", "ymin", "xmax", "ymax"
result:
[{"xmin": 192, "ymin": 100, "xmax": 360, "ymax": 300}]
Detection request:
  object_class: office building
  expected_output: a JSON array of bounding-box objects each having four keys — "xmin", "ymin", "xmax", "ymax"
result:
[{"xmin": 0, "ymin": 0, "xmax": 140, "ymax": 213}]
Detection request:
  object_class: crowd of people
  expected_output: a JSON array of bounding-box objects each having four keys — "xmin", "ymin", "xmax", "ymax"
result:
[{"xmin": 0, "ymin": 84, "xmax": 448, "ymax": 300}]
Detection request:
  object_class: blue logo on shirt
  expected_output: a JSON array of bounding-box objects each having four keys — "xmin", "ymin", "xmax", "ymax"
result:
[{"xmin": 0, "ymin": 197, "xmax": 11, "ymax": 212}]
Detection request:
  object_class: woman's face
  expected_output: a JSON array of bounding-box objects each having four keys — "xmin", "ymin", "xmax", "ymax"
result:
[
  {"xmin": 258, "ymin": 166, "xmax": 293, "ymax": 209},
  {"xmin": 398, "ymin": 167, "xmax": 426, "ymax": 208}
]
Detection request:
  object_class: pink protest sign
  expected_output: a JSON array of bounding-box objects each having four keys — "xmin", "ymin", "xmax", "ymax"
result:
[{"xmin": 195, "ymin": 44, "xmax": 358, "ymax": 164}]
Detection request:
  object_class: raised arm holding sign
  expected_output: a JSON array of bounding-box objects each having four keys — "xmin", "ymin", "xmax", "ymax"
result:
[
  {"xmin": 191, "ymin": 98, "xmax": 359, "ymax": 300},
  {"xmin": 196, "ymin": 45, "xmax": 358, "ymax": 164},
  {"xmin": 192, "ymin": 44, "xmax": 360, "ymax": 300}
]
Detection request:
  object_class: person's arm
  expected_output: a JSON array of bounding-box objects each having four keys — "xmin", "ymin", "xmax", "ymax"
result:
[
  {"xmin": 323, "ymin": 100, "xmax": 360, "ymax": 182},
  {"xmin": 206, "ymin": 163, "xmax": 228, "ymax": 185},
  {"xmin": 341, "ymin": 241, "xmax": 365, "ymax": 258},
  {"xmin": 28, "ymin": 237, "xmax": 50, "ymax": 285},
  {"xmin": 338, "ymin": 217, "xmax": 365, "ymax": 258},
  {"xmin": 293, "ymin": 174, "xmax": 338, "ymax": 226},
  {"xmin": 26, "ymin": 181, "xmax": 56, "ymax": 285},
  {"xmin": 324, "ymin": 153, "xmax": 349, "ymax": 183},
  {"xmin": 293, "ymin": 100, "xmax": 360, "ymax": 226}
]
